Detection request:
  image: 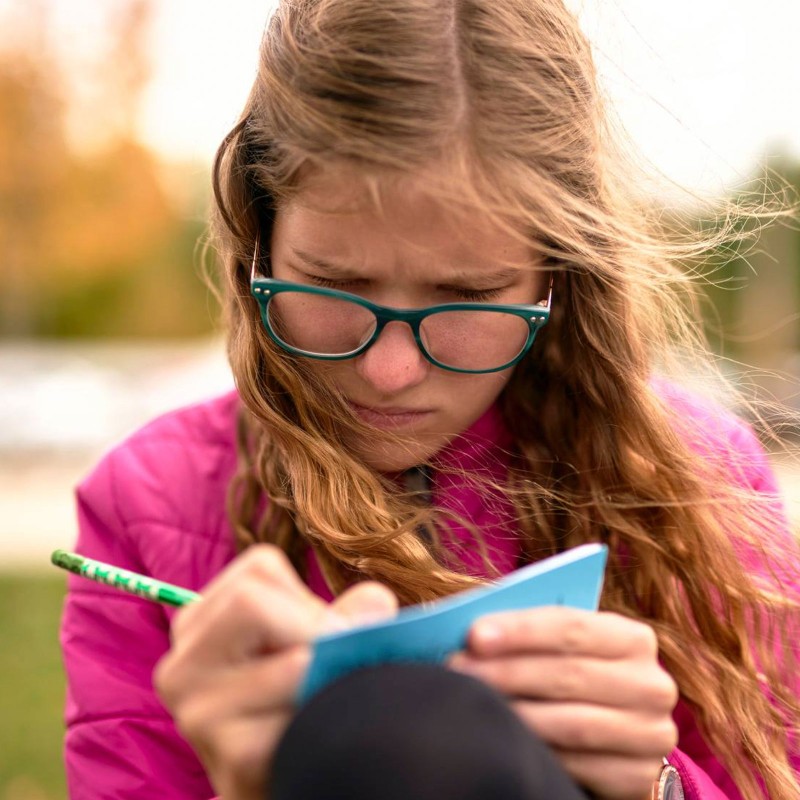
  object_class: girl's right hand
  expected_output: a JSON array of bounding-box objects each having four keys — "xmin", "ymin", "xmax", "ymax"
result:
[{"xmin": 154, "ymin": 544, "xmax": 398, "ymax": 800}]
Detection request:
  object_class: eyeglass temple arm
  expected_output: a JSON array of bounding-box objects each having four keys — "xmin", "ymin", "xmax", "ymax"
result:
[
  {"xmin": 250, "ymin": 237, "xmax": 261, "ymax": 283},
  {"xmin": 541, "ymin": 272, "xmax": 554, "ymax": 309}
]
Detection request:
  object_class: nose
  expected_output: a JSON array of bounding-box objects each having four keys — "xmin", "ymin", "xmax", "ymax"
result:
[{"xmin": 356, "ymin": 321, "xmax": 429, "ymax": 395}]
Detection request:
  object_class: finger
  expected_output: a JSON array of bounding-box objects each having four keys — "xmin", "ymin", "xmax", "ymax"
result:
[
  {"xmin": 511, "ymin": 700, "xmax": 678, "ymax": 757},
  {"xmin": 170, "ymin": 577, "xmax": 329, "ymax": 666},
  {"xmin": 156, "ymin": 647, "xmax": 310, "ymax": 800},
  {"xmin": 449, "ymin": 653, "xmax": 678, "ymax": 711},
  {"xmin": 172, "ymin": 545, "xmax": 312, "ymax": 641},
  {"xmin": 203, "ymin": 712, "xmax": 294, "ymax": 799},
  {"xmin": 468, "ymin": 608, "xmax": 659, "ymax": 660},
  {"xmin": 331, "ymin": 581, "xmax": 399, "ymax": 628},
  {"xmin": 169, "ymin": 646, "xmax": 311, "ymax": 733},
  {"xmin": 552, "ymin": 750, "xmax": 665, "ymax": 800},
  {"xmin": 203, "ymin": 544, "xmax": 311, "ymax": 603},
  {"xmin": 192, "ymin": 708, "xmax": 296, "ymax": 800}
]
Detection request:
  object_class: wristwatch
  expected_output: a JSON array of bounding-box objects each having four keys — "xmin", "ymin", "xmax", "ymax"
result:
[{"xmin": 652, "ymin": 760, "xmax": 684, "ymax": 800}]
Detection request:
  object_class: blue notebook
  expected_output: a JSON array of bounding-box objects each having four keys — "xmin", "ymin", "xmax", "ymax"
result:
[{"xmin": 299, "ymin": 542, "xmax": 608, "ymax": 702}]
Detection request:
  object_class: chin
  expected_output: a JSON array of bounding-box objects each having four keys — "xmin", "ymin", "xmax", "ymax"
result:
[{"xmin": 354, "ymin": 434, "xmax": 447, "ymax": 473}]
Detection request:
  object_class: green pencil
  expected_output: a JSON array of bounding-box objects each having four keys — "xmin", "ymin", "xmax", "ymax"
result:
[{"xmin": 51, "ymin": 549, "xmax": 201, "ymax": 608}]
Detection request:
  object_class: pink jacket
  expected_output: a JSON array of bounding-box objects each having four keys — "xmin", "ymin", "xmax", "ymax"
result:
[{"xmin": 61, "ymin": 387, "xmax": 799, "ymax": 799}]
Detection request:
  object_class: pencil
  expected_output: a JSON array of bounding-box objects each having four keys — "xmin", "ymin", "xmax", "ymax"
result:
[{"xmin": 51, "ymin": 549, "xmax": 201, "ymax": 608}]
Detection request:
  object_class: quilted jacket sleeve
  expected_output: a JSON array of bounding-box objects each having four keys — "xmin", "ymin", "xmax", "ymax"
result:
[
  {"xmin": 664, "ymin": 410, "xmax": 800, "ymax": 799},
  {"xmin": 60, "ymin": 450, "xmax": 216, "ymax": 800}
]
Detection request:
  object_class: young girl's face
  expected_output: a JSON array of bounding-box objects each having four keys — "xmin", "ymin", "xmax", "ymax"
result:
[{"xmin": 269, "ymin": 167, "xmax": 547, "ymax": 472}]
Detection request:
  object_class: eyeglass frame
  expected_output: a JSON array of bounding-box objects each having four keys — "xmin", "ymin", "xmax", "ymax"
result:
[{"xmin": 250, "ymin": 238, "xmax": 553, "ymax": 374}]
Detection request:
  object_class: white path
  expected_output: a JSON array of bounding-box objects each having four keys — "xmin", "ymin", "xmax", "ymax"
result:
[{"xmin": 0, "ymin": 339, "xmax": 234, "ymax": 569}]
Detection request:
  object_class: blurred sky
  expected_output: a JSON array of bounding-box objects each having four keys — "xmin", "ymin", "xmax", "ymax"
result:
[
  {"xmin": 1, "ymin": 0, "xmax": 798, "ymax": 198},
  {"xmin": 30, "ymin": 0, "xmax": 800, "ymax": 198}
]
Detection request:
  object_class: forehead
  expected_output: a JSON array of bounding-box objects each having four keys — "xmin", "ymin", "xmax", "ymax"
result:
[{"xmin": 271, "ymin": 166, "xmax": 536, "ymax": 275}]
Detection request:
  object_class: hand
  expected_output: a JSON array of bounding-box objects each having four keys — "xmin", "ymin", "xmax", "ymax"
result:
[
  {"xmin": 449, "ymin": 607, "xmax": 678, "ymax": 800},
  {"xmin": 154, "ymin": 544, "xmax": 398, "ymax": 800}
]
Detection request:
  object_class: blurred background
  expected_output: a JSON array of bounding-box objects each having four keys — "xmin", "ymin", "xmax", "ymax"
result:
[{"xmin": 0, "ymin": 0, "xmax": 798, "ymax": 796}]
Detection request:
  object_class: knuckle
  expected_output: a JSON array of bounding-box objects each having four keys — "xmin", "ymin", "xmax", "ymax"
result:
[
  {"xmin": 521, "ymin": 612, "xmax": 541, "ymax": 639},
  {"xmin": 649, "ymin": 673, "xmax": 679, "ymax": 712},
  {"xmin": 248, "ymin": 544, "xmax": 290, "ymax": 577},
  {"xmin": 628, "ymin": 762, "xmax": 662, "ymax": 798},
  {"xmin": 660, "ymin": 718, "xmax": 679, "ymax": 752},
  {"xmin": 551, "ymin": 659, "xmax": 585, "ymax": 699},
  {"xmin": 639, "ymin": 716, "xmax": 678, "ymax": 758},
  {"xmin": 500, "ymin": 615, "xmax": 536, "ymax": 649},
  {"xmin": 169, "ymin": 603, "xmax": 197, "ymax": 640},
  {"xmin": 226, "ymin": 580, "xmax": 265, "ymax": 615},
  {"xmin": 566, "ymin": 716, "xmax": 600, "ymax": 750},
  {"xmin": 152, "ymin": 657, "xmax": 174, "ymax": 701},
  {"xmin": 631, "ymin": 623, "xmax": 659, "ymax": 656},
  {"xmin": 236, "ymin": 593, "xmax": 279, "ymax": 635},
  {"xmin": 502, "ymin": 658, "xmax": 527, "ymax": 690},
  {"xmin": 547, "ymin": 707, "xmax": 600, "ymax": 750},
  {"xmin": 173, "ymin": 697, "xmax": 210, "ymax": 742},
  {"xmin": 153, "ymin": 651, "xmax": 195, "ymax": 711},
  {"xmin": 562, "ymin": 613, "xmax": 592, "ymax": 653}
]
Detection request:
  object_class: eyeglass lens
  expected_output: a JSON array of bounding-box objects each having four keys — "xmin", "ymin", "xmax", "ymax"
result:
[{"xmin": 267, "ymin": 291, "xmax": 531, "ymax": 371}]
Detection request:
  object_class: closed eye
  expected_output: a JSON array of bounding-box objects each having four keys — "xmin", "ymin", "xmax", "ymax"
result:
[
  {"xmin": 304, "ymin": 273, "xmax": 507, "ymax": 303},
  {"xmin": 447, "ymin": 286, "xmax": 507, "ymax": 302},
  {"xmin": 305, "ymin": 274, "xmax": 366, "ymax": 291}
]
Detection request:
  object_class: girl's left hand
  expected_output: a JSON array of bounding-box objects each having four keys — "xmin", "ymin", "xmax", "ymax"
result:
[{"xmin": 449, "ymin": 607, "xmax": 679, "ymax": 800}]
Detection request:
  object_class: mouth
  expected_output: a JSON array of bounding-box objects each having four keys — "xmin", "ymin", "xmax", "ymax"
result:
[{"xmin": 348, "ymin": 402, "xmax": 434, "ymax": 430}]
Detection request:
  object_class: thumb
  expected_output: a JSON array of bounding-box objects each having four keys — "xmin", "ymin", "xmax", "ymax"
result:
[{"xmin": 330, "ymin": 581, "xmax": 399, "ymax": 629}]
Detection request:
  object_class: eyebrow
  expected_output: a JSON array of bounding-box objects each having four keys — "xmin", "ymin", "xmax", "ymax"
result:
[{"xmin": 291, "ymin": 249, "xmax": 523, "ymax": 286}]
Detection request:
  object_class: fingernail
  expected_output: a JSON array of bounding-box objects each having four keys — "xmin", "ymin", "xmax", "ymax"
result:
[
  {"xmin": 351, "ymin": 605, "xmax": 395, "ymax": 626},
  {"xmin": 321, "ymin": 610, "xmax": 349, "ymax": 633},
  {"xmin": 474, "ymin": 621, "xmax": 503, "ymax": 647}
]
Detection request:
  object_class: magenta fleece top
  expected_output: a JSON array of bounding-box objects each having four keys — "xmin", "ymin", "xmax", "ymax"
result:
[{"xmin": 60, "ymin": 386, "xmax": 799, "ymax": 799}]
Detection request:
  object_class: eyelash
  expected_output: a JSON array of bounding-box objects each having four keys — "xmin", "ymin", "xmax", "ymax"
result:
[
  {"xmin": 451, "ymin": 287, "xmax": 505, "ymax": 302},
  {"xmin": 307, "ymin": 275, "xmax": 506, "ymax": 303},
  {"xmin": 307, "ymin": 275, "xmax": 359, "ymax": 289}
]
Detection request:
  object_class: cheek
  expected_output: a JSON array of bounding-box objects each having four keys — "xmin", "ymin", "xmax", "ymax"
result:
[
  {"xmin": 447, "ymin": 369, "xmax": 511, "ymax": 396},
  {"xmin": 440, "ymin": 371, "xmax": 512, "ymax": 420},
  {"xmin": 303, "ymin": 358, "xmax": 353, "ymax": 385}
]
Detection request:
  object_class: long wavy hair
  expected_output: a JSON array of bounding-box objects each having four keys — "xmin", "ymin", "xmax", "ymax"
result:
[{"xmin": 209, "ymin": 0, "xmax": 800, "ymax": 796}]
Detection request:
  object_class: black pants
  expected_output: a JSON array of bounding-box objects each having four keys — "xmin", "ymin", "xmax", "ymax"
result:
[{"xmin": 270, "ymin": 663, "xmax": 591, "ymax": 800}]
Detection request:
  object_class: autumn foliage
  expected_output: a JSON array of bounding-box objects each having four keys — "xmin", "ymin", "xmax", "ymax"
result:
[{"xmin": 0, "ymin": 0, "xmax": 215, "ymax": 338}]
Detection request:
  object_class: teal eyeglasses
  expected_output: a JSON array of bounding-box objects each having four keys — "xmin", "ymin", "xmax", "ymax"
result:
[{"xmin": 250, "ymin": 241, "xmax": 552, "ymax": 374}]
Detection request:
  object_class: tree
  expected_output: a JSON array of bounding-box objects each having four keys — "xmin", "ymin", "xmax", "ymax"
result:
[{"xmin": 0, "ymin": 0, "xmax": 216, "ymax": 338}]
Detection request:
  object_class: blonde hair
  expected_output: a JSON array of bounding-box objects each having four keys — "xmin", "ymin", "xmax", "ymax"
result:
[{"xmin": 210, "ymin": 0, "xmax": 800, "ymax": 796}]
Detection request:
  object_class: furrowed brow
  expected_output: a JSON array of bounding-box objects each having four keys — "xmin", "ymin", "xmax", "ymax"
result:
[
  {"xmin": 292, "ymin": 249, "xmax": 523, "ymax": 286},
  {"xmin": 291, "ymin": 249, "xmax": 356, "ymax": 275},
  {"xmin": 441, "ymin": 268, "xmax": 521, "ymax": 288}
]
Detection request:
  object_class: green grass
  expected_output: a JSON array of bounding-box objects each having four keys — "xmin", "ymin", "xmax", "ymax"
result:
[{"xmin": 0, "ymin": 572, "xmax": 68, "ymax": 800}]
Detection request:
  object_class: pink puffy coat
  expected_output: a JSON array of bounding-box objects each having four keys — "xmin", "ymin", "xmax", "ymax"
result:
[{"xmin": 60, "ymin": 387, "xmax": 799, "ymax": 798}]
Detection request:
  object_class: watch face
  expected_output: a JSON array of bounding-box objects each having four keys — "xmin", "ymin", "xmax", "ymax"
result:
[{"xmin": 660, "ymin": 766, "xmax": 685, "ymax": 800}]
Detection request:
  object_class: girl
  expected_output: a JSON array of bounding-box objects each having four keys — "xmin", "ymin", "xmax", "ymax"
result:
[{"xmin": 60, "ymin": 0, "xmax": 800, "ymax": 798}]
